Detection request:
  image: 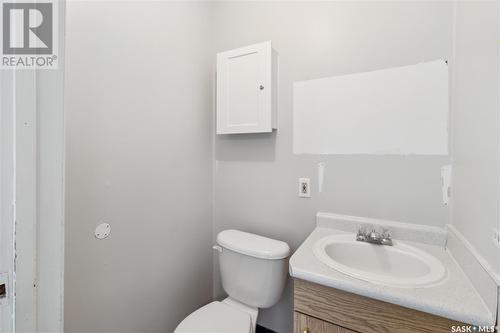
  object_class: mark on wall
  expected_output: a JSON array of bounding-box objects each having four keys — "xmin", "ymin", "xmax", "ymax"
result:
[{"xmin": 293, "ymin": 60, "xmax": 449, "ymax": 155}]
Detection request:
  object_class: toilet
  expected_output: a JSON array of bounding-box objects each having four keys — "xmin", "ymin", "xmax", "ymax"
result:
[{"xmin": 174, "ymin": 229, "xmax": 290, "ymax": 333}]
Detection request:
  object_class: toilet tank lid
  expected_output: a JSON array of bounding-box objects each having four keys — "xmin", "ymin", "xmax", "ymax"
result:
[{"xmin": 217, "ymin": 229, "xmax": 290, "ymax": 260}]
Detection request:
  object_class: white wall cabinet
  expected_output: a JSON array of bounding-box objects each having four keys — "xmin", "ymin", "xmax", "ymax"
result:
[{"xmin": 216, "ymin": 41, "xmax": 278, "ymax": 134}]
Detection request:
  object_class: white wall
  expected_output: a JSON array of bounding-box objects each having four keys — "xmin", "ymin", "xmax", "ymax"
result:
[
  {"xmin": 64, "ymin": 2, "xmax": 214, "ymax": 332},
  {"xmin": 64, "ymin": 2, "xmax": 500, "ymax": 333},
  {"xmin": 450, "ymin": 1, "xmax": 500, "ymax": 275},
  {"xmin": 212, "ymin": 2, "xmax": 453, "ymax": 332}
]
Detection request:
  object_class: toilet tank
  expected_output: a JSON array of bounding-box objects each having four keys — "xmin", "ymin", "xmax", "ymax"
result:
[{"xmin": 216, "ymin": 230, "xmax": 290, "ymax": 308}]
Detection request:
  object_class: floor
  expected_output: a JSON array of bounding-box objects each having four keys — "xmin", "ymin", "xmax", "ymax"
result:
[{"xmin": 256, "ymin": 325, "xmax": 277, "ymax": 333}]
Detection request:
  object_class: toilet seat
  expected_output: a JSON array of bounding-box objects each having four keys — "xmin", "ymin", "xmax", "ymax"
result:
[{"xmin": 174, "ymin": 301, "xmax": 251, "ymax": 333}]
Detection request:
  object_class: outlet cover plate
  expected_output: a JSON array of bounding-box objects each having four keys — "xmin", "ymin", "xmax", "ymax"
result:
[{"xmin": 299, "ymin": 178, "xmax": 311, "ymax": 198}]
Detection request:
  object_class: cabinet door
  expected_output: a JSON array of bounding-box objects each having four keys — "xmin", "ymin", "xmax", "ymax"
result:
[
  {"xmin": 294, "ymin": 312, "xmax": 358, "ymax": 333},
  {"xmin": 217, "ymin": 41, "xmax": 272, "ymax": 134}
]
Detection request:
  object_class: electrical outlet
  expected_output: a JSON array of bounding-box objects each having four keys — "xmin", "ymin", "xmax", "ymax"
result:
[{"xmin": 299, "ymin": 178, "xmax": 311, "ymax": 198}]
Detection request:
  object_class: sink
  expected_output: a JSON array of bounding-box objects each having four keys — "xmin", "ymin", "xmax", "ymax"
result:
[{"xmin": 313, "ymin": 234, "xmax": 446, "ymax": 288}]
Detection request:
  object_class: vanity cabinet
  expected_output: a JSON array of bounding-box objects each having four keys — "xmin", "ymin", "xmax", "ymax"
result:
[
  {"xmin": 294, "ymin": 312, "xmax": 356, "ymax": 333},
  {"xmin": 216, "ymin": 41, "xmax": 277, "ymax": 134},
  {"xmin": 293, "ymin": 279, "xmax": 467, "ymax": 333}
]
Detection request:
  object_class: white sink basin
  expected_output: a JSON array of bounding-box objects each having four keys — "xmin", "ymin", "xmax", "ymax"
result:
[{"xmin": 313, "ymin": 234, "xmax": 446, "ymax": 288}]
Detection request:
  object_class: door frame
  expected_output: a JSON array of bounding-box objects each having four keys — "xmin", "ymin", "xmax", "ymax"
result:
[
  {"xmin": 0, "ymin": 68, "xmax": 15, "ymax": 333},
  {"xmin": 0, "ymin": 1, "xmax": 65, "ymax": 329}
]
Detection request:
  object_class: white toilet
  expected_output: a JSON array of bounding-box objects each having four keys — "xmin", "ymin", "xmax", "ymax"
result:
[{"xmin": 174, "ymin": 229, "xmax": 290, "ymax": 333}]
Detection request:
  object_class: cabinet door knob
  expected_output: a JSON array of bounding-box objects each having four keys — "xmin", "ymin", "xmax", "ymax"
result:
[{"xmin": 259, "ymin": 85, "xmax": 264, "ymax": 90}]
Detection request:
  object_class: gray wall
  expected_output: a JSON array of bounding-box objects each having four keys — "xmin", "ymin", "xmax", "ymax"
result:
[
  {"xmin": 450, "ymin": 1, "xmax": 500, "ymax": 274},
  {"xmin": 64, "ymin": 2, "xmax": 499, "ymax": 333},
  {"xmin": 64, "ymin": 2, "xmax": 214, "ymax": 332},
  {"xmin": 211, "ymin": 2, "xmax": 453, "ymax": 332}
]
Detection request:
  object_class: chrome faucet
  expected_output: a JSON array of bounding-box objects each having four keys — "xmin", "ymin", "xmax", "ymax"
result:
[{"xmin": 356, "ymin": 225, "xmax": 393, "ymax": 246}]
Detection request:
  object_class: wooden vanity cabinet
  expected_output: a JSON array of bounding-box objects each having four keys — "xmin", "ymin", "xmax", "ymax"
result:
[
  {"xmin": 294, "ymin": 312, "xmax": 356, "ymax": 333},
  {"xmin": 293, "ymin": 279, "xmax": 467, "ymax": 333}
]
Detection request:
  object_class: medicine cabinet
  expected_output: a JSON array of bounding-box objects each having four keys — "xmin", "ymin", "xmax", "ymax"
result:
[{"xmin": 216, "ymin": 41, "xmax": 278, "ymax": 134}]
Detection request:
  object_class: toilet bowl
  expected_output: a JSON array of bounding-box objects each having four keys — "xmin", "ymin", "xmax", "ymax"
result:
[
  {"xmin": 174, "ymin": 300, "xmax": 251, "ymax": 333},
  {"xmin": 174, "ymin": 229, "xmax": 290, "ymax": 333}
]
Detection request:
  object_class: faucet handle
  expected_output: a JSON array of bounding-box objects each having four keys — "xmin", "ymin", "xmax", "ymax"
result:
[
  {"xmin": 356, "ymin": 225, "xmax": 367, "ymax": 241},
  {"xmin": 381, "ymin": 229, "xmax": 393, "ymax": 246},
  {"xmin": 369, "ymin": 229, "xmax": 381, "ymax": 241},
  {"xmin": 381, "ymin": 228, "xmax": 392, "ymax": 239}
]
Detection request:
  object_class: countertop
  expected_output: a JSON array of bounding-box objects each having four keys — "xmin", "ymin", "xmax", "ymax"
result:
[{"xmin": 289, "ymin": 226, "xmax": 495, "ymax": 326}]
